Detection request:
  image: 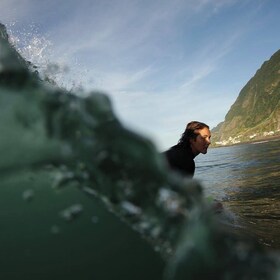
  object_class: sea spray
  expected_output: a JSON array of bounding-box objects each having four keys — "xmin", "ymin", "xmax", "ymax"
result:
[{"xmin": 6, "ymin": 22, "xmax": 89, "ymax": 92}]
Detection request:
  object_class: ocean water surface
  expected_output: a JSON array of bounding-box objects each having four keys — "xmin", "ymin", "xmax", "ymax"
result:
[{"xmin": 195, "ymin": 139, "xmax": 280, "ymax": 249}]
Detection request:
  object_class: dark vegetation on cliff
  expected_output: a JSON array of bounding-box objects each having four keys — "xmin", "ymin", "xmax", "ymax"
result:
[{"xmin": 212, "ymin": 49, "xmax": 280, "ymax": 145}]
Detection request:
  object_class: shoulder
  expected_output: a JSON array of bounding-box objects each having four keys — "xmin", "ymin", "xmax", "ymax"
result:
[
  {"xmin": 164, "ymin": 144, "xmax": 192, "ymax": 159},
  {"xmin": 163, "ymin": 144, "xmax": 195, "ymax": 177},
  {"xmin": 164, "ymin": 145, "xmax": 181, "ymax": 160},
  {"xmin": 164, "ymin": 144, "xmax": 183, "ymax": 155}
]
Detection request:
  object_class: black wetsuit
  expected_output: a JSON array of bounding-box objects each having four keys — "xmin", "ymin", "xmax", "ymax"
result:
[{"xmin": 163, "ymin": 144, "xmax": 195, "ymax": 177}]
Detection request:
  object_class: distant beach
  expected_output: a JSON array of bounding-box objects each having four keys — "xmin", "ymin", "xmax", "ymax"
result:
[{"xmin": 211, "ymin": 134, "xmax": 280, "ymax": 149}]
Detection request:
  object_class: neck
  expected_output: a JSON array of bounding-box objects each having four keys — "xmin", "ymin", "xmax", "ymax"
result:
[{"xmin": 190, "ymin": 146, "xmax": 199, "ymax": 157}]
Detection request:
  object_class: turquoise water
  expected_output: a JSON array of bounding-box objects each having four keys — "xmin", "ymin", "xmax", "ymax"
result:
[{"xmin": 195, "ymin": 139, "xmax": 280, "ymax": 249}]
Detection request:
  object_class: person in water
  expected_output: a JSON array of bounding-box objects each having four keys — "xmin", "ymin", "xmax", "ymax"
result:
[
  {"xmin": 164, "ymin": 121, "xmax": 211, "ymax": 177},
  {"xmin": 164, "ymin": 121, "xmax": 223, "ymax": 213}
]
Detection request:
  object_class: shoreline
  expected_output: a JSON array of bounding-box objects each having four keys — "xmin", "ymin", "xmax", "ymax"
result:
[{"xmin": 211, "ymin": 135, "xmax": 280, "ymax": 149}]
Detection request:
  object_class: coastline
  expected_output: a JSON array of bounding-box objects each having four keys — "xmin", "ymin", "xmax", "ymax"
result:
[{"xmin": 211, "ymin": 134, "xmax": 280, "ymax": 149}]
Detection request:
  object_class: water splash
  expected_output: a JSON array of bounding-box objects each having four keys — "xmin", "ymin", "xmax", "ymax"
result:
[
  {"xmin": 7, "ymin": 22, "xmax": 52, "ymax": 67},
  {"xmin": 5, "ymin": 22, "xmax": 86, "ymax": 92}
]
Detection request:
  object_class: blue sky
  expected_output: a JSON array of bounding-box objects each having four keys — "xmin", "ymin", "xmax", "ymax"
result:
[{"xmin": 1, "ymin": 0, "xmax": 280, "ymax": 150}]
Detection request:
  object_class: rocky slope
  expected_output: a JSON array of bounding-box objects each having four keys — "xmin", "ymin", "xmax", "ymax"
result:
[{"xmin": 212, "ymin": 49, "xmax": 280, "ymax": 146}]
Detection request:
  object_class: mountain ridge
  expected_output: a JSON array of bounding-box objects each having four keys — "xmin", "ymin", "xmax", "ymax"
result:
[{"xmin": 212, "ymin": 49, "xmax": 280, "ymax": 146}]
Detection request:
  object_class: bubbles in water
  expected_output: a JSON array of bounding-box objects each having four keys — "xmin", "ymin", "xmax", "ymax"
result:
[
  {"xmin": 22, "ymin": 189, "xmax": 34, "ymax": 202},
  {"xmin": 91, "ymin": 216, "xmax": 99, "ymax": 224},
  {"xmin": 50, "ymin": 225, "xmax": 61, "ymax": 234},
  {"xmin": 82, "ymin": 186, "xmax": 98, "ymax": 197},
  {"xmin": 120, "ymin": 201, "xmax": 142, "ymax": 216},
  {"xmin": 60, "ymin": 204, "xmax": 83, "ymax": 221},
  {"xmin": 157, "ymin": 188, "xmax": 184, "ymax": 216}
]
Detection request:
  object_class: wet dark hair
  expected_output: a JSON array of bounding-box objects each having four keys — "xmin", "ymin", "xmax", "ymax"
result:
[{"xmin": 178, "ymin": 121, "xmax": 209, "ymax": 147}]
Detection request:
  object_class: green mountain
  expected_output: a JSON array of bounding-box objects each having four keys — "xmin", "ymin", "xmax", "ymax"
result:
[{"xmin": 212, "ymin": 49, "xmax": 280, "ymax": 146}]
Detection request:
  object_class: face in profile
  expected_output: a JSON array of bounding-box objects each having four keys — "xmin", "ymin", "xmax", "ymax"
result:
[{"xmin": 190, "ymin": 127, "xmax": 211, "ymax": 156}]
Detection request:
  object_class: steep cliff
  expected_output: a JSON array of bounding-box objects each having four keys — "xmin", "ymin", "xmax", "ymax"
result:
[{"xmin": 212, "ymin": 49, "xmax": 280, "ymax": 145}]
